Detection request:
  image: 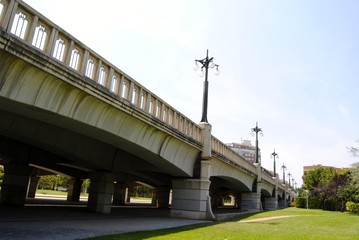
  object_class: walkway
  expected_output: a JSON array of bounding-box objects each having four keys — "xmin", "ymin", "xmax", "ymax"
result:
[{"xmin": 0, "ymin": 203, "xmax": 208, "ymax": 240}]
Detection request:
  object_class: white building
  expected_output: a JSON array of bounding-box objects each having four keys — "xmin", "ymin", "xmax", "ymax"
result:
[{"xmin": 226, "ymin": 139, "xmax": 260, "ymax": 163}]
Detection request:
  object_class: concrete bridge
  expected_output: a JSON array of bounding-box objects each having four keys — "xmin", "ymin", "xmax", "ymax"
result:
[{"xmin": 0, "ymin": 0, "xmax": 295, "ymax": 220}]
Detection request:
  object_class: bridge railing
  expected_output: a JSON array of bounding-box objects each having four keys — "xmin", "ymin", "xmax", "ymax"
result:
[
  {"xmin": 211, "ymin": 136, "xmax": 257, "ymax": 173},
  {"xmin": 0, "ymin": 0, "xmax": 274, "ymax": 177},
  {"xmin": 0, "ymin": 0, "xmax": 204, "ymax": 142}
]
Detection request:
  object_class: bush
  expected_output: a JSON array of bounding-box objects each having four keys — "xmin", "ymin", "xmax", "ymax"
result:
[
  {"xmin": 346, "ymin": 201, "xmax": 359, "ymax": 214},
  {"xmin": 289, "ymin": 201, "xmax": 296, "ymax": 207},
  {"xmin": 308, "ymin": 196, "xmax": 321, "ymax": 209},
  {"xmin": 296, "ymin": 197, "xmax": 307, "ymax": 208}
]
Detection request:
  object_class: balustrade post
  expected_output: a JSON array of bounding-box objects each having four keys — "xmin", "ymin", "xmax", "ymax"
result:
[
  {"xmin": 25, "ymin": 15, "xmax": 38, "ymax": 43},
  {"xmin": 106, "ymin": 68, "xmax": 114, "ymax": 90},
  {"xmin": 64, "ymin": 40, "xmax": 74, "ymax": 66},
  {"xmin": 4, "ymin": 0, "xmax": 17, "ymax": 33}
]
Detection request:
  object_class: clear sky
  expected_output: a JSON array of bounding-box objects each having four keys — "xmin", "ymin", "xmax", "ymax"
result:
[{"xmin": 24, "ymin": 0, "xmax": 359, "ymax": 186}]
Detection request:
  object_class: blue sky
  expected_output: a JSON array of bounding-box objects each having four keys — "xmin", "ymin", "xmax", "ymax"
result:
[{"xmin": 24, "ymin": 0, "xmax": 359, "ymax": 186}]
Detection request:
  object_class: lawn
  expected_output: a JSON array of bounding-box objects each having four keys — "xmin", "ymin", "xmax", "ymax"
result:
[{"xmin": 86, "ymin": 208, "xmax": 359, "ymax": 240}]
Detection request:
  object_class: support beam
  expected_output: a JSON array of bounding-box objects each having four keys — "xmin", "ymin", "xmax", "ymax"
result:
[
  {"xmin": 87, "ymin": 172, "xmax": 114, "ymax": 214},
  {"xmin": 67, "ymin": 178, "xmax": 83, "ymax": 202},
  {"xmin": 156, "ymin": 186, "xmax": 170, "ymax": 208},
  {"xmin": 112, "ymin": 182, "xmax": 127, "ymax": 205},
  {"xmin": 264, "ymin": 196, "xmax": 278, "ymax": 210},
  {"xmin": 171, "ymin": 161, "xmax": 213, "ymax": 220},
  {"xmin": 241, "ymin": 192, "xmax": 261, "ymax": 211},
  {"xmin": 27, "ymin": 176, "xmax": 40, "ymax": 198},
  {"xmin": 1, "ymin": 162, "xmax": 32, "ymax": 206}
]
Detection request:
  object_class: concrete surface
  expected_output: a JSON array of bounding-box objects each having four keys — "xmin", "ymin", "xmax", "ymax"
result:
[{"xmin": 0, "ymin": 199, "xmax": 209, "ymax": 240}]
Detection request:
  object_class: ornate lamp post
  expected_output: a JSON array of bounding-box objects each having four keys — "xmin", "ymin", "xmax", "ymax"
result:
[
  {"xmin": 271, "ymin": 150, "xmax": 278, "ymax": 178},
  {"xmin": 281, "ymin": 163, "xmax": 287, "ymax": 184},
  {"xmin": 291, "ymin": 178, "xmax": 295, "ymax": 188},
  {"xmin": 251, "ymin": 122, "xmax": 263, "ymax": 164},
  {"xmin": 193, "ymin": 49, "xmax": 220, "ymax": 123},
  {"xmin": 288, "ymin": 172, "xmax": 292, "ymax": 187}
]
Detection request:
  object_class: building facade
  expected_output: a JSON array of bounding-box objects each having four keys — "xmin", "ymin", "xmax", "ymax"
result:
[{"xmin": 226, "ymin": 139, "xmax": 258, "ymax": 163}]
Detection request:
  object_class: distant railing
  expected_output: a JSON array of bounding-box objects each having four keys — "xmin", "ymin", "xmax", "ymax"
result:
[{"xmin": 0, "ymin": 0, "xmax": 276, "ymax": 182}]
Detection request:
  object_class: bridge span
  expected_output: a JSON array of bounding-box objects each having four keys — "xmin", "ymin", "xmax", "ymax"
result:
[{"xmin": 0, "ymin": 0, "xmax": 295, "ymax": 220}]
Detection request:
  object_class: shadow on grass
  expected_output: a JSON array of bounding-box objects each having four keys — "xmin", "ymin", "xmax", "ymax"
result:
[{"xmin": 86, "ymin": 211, "xmax": 266, "ymax": 240}]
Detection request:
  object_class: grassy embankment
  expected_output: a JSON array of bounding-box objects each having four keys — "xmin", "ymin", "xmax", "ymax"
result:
[{"xmin": 86, "ymin": 208, "xmax": 359, "ymax": 240}]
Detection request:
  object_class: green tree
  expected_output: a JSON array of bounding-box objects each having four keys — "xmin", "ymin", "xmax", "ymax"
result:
[
  {"xmin": 302, "ymin": 167, "xmax": 336, "ymax": 191},
  {"xmin": 347, "ymin": 140, "xmax": 359, "ymax": 157},
  {"xmin": 0, "ymin": 165, "xmax": 4, "ymax": 187},
  {"xmin": 341, "ymin": 162, "xmax": 359, "ymax": 203},
  {"xmin": 302, "ymin": 167, "xmax": 348, "ymax": 210},
  {"xmin": 38, "ymin": 175, "xmax": 68, "ymax": 190}
]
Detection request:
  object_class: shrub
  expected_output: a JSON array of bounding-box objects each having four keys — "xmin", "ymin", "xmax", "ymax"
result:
[
  {"xmin": 346, "ymin": 201, "xmax": 359, "ymax": 214},
  {"xmin": 296, "ymin": 197, "xmax": 307, "ymax": 208},
  {"xmin": 289, "ymin": 201, "xmax": 296, "ymax": 207}
]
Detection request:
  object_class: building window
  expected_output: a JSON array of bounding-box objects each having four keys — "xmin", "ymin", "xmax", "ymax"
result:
[{"xmin": 11, "ymin": 12, "xmax": 28, "ymax": 39}]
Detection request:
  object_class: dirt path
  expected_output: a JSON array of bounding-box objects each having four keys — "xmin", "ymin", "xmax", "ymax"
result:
[{"xmin": 239, "ymin": 215, "xmax": 296, "ymax": 223}]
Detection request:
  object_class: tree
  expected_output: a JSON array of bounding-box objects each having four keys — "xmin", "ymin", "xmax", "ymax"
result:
[
  {"xmin": 302, "ymin": 167, "xmax": 336, "ymax": 191},
  {"xmin": 0, "ymin": 165, "xmax": 4, "ymax": 187},
  {"xmin": 38, "ymin": 175, "xmax": 68, "ymax": 190},
  {"xmin": 347, "ymin": 140, "xmax": 359, "ymax": 157},
  {"xmin": 302, "ymin": 167, "xmax": 350, "ymax": 211},
  {"xmin": 341, "ymin": 162, "xmax": 359, "ymax": 203}
]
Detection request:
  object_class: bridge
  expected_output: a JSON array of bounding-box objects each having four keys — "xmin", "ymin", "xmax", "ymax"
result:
[{"xmin": 0, "ymin": 0, "xmax": 295, "ymax": 220}]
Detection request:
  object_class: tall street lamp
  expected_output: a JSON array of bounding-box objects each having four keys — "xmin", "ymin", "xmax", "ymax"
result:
[
  {"xmin": 281, "ymin": 163, "xmax": 287, "ymax": 184},
  {"xmin": 193, "ymin": 49, "xmax": 220, "ymax": 123},
  {"xmin": 271, "ymin": 150, "xmax": 278, "ymax": 178},
  {"xmin": 292, "ymin": 178, "xmax": 295, "ymax": 189},
  {"xmin": 251, "ymin": 122, "xmax": 263, "ymax": 164},
  {"xmin": 288, "ymin": 172, "xmax": 292, "ymax": 187}
]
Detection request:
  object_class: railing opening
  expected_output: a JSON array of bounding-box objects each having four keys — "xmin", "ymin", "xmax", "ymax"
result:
[
  {"xmin": 11, "ymin": 12, "xmax": 28, "ymax": 39},
  {"xmin": 85, "ymin": 59, "xmax": 94, "ymax": 78},
  {"xmin": 69, "ymin": 49, "xmax": 80, "ymax": 70},
  {"xmin": 110, "ymin": 75, "xmax": 118, "ymax": 92},
  {"xmin": 98, "ymin": 67, "xmax": 106, "ymax": 86},
  {"xmin": 131, "ymin": 88, "xmax": 137, "ymax": 104},
  {"xmin": 0, "ymin": 3, "xmax": 4, "ymax": 19},
  {"xmin": 53, "ymin": 38, "xmax": 65, "ymax": 61},
  {"xmin": 32, "ymin": 25, "xmax": 47, "ymax": 50},
  {"xmin": 121, "ymin": 81, "xmax": 128, "ymax": 99}
]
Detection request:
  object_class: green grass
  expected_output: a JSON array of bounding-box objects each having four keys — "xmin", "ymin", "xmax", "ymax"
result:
[
  {"xmin": 36, "ymin": 189, "xmax": 88, "ymax": 197},
  {"xmin": 86, "ymin": 208, "xmax": 359, "ymax": 240}
]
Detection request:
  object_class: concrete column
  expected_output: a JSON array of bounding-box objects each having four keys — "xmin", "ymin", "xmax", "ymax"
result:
[
  {"xmin": 67, "ymin": 178, "xmax": 83, "ymax": 202},
  {"xmin": 265, "ymin": 197, "xmax": 278, "ymax": 210},
  {"xmin": 171, "ymin": 178, "xmax": 211, "ymax": 220},
  {"xmin": 151, "ymin": 189, "xmax": 157, "ymax": 205},
  {"xmin": 1, "ymin": 162, "xmax": 32, "ymax": 206},
  {"xmin": 241, "ymin": 192, "xmax": 261, "ymax": 211},
  {"xmin": 199, "ymin": 123, "xmax": 212, "ymax": 160},
  {"xmin": 171, "ymin": 160, "xmax": 212, "ymax": 220},
  {"xmin": 112, "ymin": 182, "xmax": 126, "ymax": 205},
  {"xmin": 87, "ymin": 172, "xmax": 114, "ymax": 214},
  {"xmin": 156, "ymin": 186, "xmax": 170, "ymax": 208},
  {"xmin": 27, "ymin": 176, "xmax": 40, "ymax": 198}
]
